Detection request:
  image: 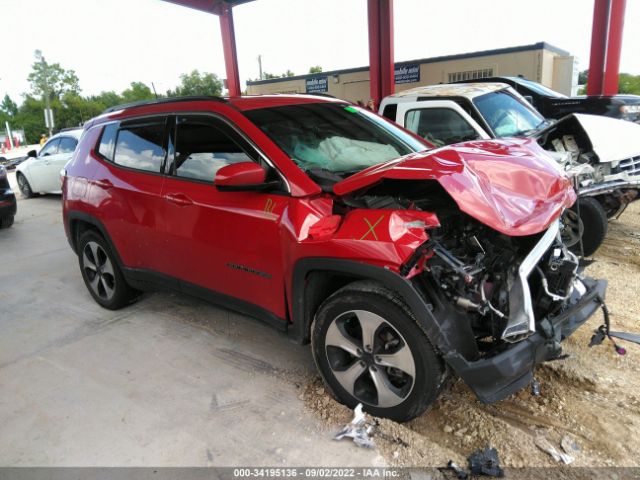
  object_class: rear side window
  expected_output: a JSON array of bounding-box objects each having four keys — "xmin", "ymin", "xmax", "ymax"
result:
[
  {"xmin": 58, "ymin": 137, "xmax": 78, "ymax": 153},
  {"xmin": 114, "ymin": 122, "xmax": 166, "ymax": 173},
  {"xmin": 172, "ymin": 116, "xmax": 254, "ymax": 183},
  {"xmin": 381, "ymin": 103, "xmax": 398, "ymax": 121},
  {"xmin": 98, "ymin": 124, "xmax": 118, "ymax": 161}
]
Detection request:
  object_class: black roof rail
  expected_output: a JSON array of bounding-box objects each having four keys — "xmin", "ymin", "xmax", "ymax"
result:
[
  {"xmin": 58, "ymin": 126, "xmax": 84, "ymax": 132},
  {"xmin": 302, "ymin": 92, "xmax": 336, "ymax": 99},
  {"xmin": 101, "ymin": 96, "xmax": 229, "ymax": 114}
]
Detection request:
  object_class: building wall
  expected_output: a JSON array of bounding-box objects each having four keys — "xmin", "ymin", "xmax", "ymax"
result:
[{"xmin": 246, "ymin": 44, "xmax": 575, "ymax": 102}]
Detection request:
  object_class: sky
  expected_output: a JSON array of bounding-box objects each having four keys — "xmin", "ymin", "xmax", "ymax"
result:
[{"xmin": 1, "ymin": 0, "xmax": 639, "ymax": 102}]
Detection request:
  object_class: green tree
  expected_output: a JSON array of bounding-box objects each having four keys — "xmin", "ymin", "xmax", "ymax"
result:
[
  {"xmin": 28, "ymin": 50, "xmax": 80, "ymax": 100},
  {"xmin": 618, "ymin": 73, "xmax": 640, "ymax": 95},
  {"xmin": 14, "ymin": 96, "xmax": 46, "ymax": 143},
  {"xmin": 169, "ymin": 70, "xmax": 223, "ymax": 96},
  {"xmin": 578, "ymin": 69, "xmax": 588, "ymax": 85},
  {"xmin": 1, "ymin": 95, "xmax": 18, "ymax": 117},
  {"xmin": 309, "ymin": 65, "xmax": 323, "ymax": 74},
  {"xmin": 121, "ymin": 82, "xmax": 155, "ymax": 103}
]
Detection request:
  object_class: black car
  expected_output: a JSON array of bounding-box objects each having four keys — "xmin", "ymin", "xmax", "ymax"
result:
[
  {"xmin": 455, "ymin": 76, "xmax": 640, "ymax": 123},
  {"xmin": 0, "ymin": 165, "xmax": 17, "ymax": 228}
]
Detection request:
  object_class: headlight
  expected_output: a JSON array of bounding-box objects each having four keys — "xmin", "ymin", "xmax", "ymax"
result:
[{"xmin": 620, "ymin": 105, "xmax": 640, "ymax": 114}]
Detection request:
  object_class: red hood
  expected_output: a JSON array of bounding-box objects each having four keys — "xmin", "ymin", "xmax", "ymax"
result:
[{"xmin": 333, "ymin": 138, "xmax": 576, "ymax": 236}]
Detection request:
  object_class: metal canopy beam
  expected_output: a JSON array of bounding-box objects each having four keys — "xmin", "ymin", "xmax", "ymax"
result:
[
  {"xmin": 587, "ymin": 0, "xmax": 627, "ymax": 96},
  {"xmin": 162, "ymin": 0, "xmax": 251, "ymax": 96},
  {"xmin": 367, "ymin": 0, "xmax": 394, "ymax": 108}
]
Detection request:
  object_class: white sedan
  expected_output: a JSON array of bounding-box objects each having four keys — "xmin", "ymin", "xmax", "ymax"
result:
[{"xmin": 16, "ymin": 128, "xmax": 82, "ymax": 197}]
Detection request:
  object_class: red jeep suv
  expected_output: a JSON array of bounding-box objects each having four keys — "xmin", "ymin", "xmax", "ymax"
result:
[{"xmin": 62, "ymin": 95, "xmax": 606, "ymax": 421}]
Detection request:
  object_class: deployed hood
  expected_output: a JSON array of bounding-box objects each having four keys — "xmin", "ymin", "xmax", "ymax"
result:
[
  {"xmin": 538, "ymin": 113, "xmax": 640, "ymax": 163},
  {"xmin": 333, "ymin": 138, "xmax": 575, "ymax": 237}
]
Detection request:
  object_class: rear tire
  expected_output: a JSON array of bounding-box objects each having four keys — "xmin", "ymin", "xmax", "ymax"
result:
[
  {"xmin": 16, "ymin": 173, "xmax": 35, "ymax": 198},
  {"xmin": 0, "ymin": 215, "xmax": 14, "ymax": 228},
  {"xmin": 78, "ymin": 230, "xmax": 139, "ymax": 310},
  {"xmin": 311, "ymin": 281, "xmax": 444, "ymax": 422}
]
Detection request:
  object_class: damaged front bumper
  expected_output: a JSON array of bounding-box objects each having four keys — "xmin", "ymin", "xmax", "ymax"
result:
[{"xmin": 444, "ymin": 277, "xmax": 607, "ymax": 403}]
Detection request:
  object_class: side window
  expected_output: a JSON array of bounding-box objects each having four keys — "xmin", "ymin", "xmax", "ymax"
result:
[
  {"xmin": 98, "ymin": 124, "xmax": 118, "ymax": 161},
  {"xmin": 58, "ymin": 137, "xmax": 78, "ymax": 153},
  {"xmin": 39, "ymin": 139, "xmax": 60, "ymax": 156},
  {"xmin": 114, "ymin": 121, "xmax": 166, "ymax": 173},
  {"xmin": 405, "ymin": 108, "xmax": 479, "ymax": 147},
  {"xmin": 381, "ymin": 103, "xmax": 398, "ymax": 121},
  {"xmin": 172, "ymin": 116, "xmax": 254, "ymax": 183}
]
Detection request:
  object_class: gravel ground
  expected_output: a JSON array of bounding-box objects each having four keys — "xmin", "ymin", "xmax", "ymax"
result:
[{"xmin": 303, "ymin": 201, "xmax": 640, "ymax": 472}]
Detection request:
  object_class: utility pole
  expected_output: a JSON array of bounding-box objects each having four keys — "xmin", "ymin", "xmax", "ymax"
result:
[
  {"xmin": 257, "ymin": 55, "xmax": 263, "ymax": 80},
  {"xmin": 35, "ymin": 50, "xmax": 53, "ymax": 137}
]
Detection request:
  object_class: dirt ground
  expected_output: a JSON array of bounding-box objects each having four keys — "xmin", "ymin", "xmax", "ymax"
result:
[{"xmin": 302, "ymin": 201, "xmax": 640, "ymax": 472}]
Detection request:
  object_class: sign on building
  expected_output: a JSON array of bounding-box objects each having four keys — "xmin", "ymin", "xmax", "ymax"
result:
[
  {"xmin": 395, "ymin": 64, "xmax": 420, "ymax": 84},
  {"xmin": 306, "ymin": 76, "xmax": 328, "ymax": 93}
]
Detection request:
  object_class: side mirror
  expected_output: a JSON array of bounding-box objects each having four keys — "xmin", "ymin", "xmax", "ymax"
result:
[
  {"xmin": 523, "ymin": 95, "xmax": 534, "ymax": 105},
  {"xmin": 28, "ymin": 149, "xmax": 37, "ymax": 158},
  {"xmin": 215, "ymin": 161, "xmax": 269, "ymax": 191}
]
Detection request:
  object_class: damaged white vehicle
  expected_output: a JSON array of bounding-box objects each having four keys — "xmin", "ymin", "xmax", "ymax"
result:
[{"xmin": 380, "ymin": 83, "xmax": 640, "ymax": 256}]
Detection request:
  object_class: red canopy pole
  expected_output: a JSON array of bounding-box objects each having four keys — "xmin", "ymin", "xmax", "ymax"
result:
[
  {"xmin": 367, "ymin": 0, "xmax": 394, "ymax": 109},
  {"xmin": 219, "ymin": 4, "xmax": 241, "ymax": 97},
  {"xmin": 586, "ymin": 0, "xmax": 610, "ymax": 96},
  {"xmin": 603, "ymin": 0, "xmax": 626, "ymax": 95},
  {"xmin": 379, "ymin": 0, "xmax": 394, "ymax": 102},
  {"xmin": 368, "ymin": 0, "xmax": 382, "ymax": 106}
]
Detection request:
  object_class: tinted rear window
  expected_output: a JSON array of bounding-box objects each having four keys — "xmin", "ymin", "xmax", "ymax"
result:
[
  {"xmin": 98, "ymin": 124, "xmax": 118, "ymax": 161},
  {"xmin": 114, "ymin": 122, "xmax": 165, "ymax": 173},
  {"xmin": 58, "ymin": 137, "xmax": 78, "ymax": 153}
]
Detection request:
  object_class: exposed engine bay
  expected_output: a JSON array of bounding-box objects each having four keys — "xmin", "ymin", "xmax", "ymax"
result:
[
  {"xmin": 341, "ymin": 179, "xmax": 583, "ymax": 357},
  {"xmin": 536, "ymin": 114, "xmax": 640, "ymax": 216}
]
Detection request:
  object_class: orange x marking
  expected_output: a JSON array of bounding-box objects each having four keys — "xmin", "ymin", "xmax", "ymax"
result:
[
  {"xmin": 264, "ymin": 198, "xmax": 276, "ymax": 213},
  {"xmin": 359, "ymin": 215, "xmax": 385, "ymax": 240}
]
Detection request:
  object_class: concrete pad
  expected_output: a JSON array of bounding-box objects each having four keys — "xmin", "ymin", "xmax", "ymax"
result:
[{"xmin": 0, "ymin": 185, "xmax": 380, "ymax": 466}]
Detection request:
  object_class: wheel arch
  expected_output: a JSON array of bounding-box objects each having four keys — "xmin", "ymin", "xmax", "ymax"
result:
[
  {"xmin": 66, "ymin": 211, "xmax": 124, "ymax": 268},
  {"xmin": 289, "ymin": 258, "xmax": 456, "ymax": 354}
]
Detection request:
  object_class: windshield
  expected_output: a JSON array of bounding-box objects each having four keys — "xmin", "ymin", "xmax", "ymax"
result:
[
  {"xmin": 474, "ymin": 90, "xmax": 546, "ymax": 137},
  {"xmin": 514, "ymin": 78, "xmax": 566, "ymax": 98},
  {"xmin": 243, "ymin": 103, "xmax": 427, "ymax": 174}
]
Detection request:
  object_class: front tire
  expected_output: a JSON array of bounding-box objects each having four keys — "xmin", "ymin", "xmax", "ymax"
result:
[
  {"xmin": 16, "ymin": 173, "xmax": 35, "ymax": 198},
  {"xmin": 562, "ymin": 197, "xmax": 608, "ymax": 257},
  {"xmin": 311, "ymin": 281, "xmax": 444, "ymax": 422},
  {"xmin": 78, "ymin": 230, "xmax": 139, "ymax": 310}
]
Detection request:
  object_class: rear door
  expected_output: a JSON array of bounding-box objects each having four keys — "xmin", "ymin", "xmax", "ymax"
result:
[
  {"xmin": 158, "ymin": 113, "xmax": 289, "ymax": 318},
  {"xmin": 395, "ymin": 100, "xmax": 489, "ymax": 146},
  {"xmin": 91, "ymin": 117, "xmax": 169, "ymax": 273}
]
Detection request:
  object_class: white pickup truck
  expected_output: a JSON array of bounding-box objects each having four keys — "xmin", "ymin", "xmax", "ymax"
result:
[{"xmin": 380, "ymin": 83, "xmax": 640, "ymax": 256}]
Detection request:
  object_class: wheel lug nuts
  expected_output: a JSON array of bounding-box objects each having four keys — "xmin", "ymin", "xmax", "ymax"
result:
[
  {"xmin": 356, "ymin": 349, "xmax": 362, "ymax": 356},
  {"xmin": 359, "ymin": 361, "xmax": 366, "ymax": 367},
  {"xmin": 369, "ymin": 365, "xmax": 377, "ymax": 372}
]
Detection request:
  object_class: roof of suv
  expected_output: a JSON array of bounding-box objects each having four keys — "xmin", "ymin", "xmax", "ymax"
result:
[
  {"xmin": 50, "ymin": 128, "xmax": 84, "ymax": 140},
  {"xmin": 389, "ymin": 82, "xmax": 509, "ymax": 100},
  {"xmin": 101, "ymin": 94, "xmax": 344, "ymax": 115}
]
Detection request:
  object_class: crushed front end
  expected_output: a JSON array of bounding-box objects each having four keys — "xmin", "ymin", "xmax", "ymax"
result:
[
  {"xmin": 407, "ymin": 210, "xmax": 606, "ymax": 402},
  {"xmin": 330, "ymin": 140, "xmax": 608, "ymax": 403}
]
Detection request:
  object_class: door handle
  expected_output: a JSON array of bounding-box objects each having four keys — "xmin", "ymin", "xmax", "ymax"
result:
[
  {"xmin": 164, "ymin": 192, "xmax": 193, "ymax": 207},
  {"xmin": 94, "ymin": 179, "xmax": 113, "ymax": 189}
]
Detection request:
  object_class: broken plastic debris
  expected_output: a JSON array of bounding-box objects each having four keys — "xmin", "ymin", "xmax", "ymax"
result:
[
  {"xmin": 531, "ymin": 378, "xmax": 541, "ymax": 396},
  {"xmin": 445, "ymin": 460, "xmax": 468, "ymax": 479},
  {"xmin": 535, "ymin": 436, "xmax": 574, "ymax": 464},
  {"xmin": 467, "ymin": 447, "xmax": 505, "ymax": 477},
  {"xmin": 561, "ymin": 435, "xmax": 581, "ymax": 455},
  {"xmin": 333, "ymin": 403, "xmax": 375, "ymax": 449}
]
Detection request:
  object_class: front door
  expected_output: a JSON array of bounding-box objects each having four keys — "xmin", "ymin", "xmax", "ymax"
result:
[{"xmin": 159, "ymin": 114, "xmax": 289, "ymax": 318}]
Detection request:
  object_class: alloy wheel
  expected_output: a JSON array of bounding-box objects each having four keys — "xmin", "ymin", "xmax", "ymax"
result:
[
  {"xmin": 561, "ymin": 209, "xmax": 583, "ymax": 247},
  {"xmin": 82, "ymin": 241, "xmax": 116, "ymax": 301},
  {"xmin": 324, "ymin": 309, "xmax": 416, "ymax": 408},
  {"xmin": 17, "ymin": 174, "xmax": 31, "ymax": 197}
]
